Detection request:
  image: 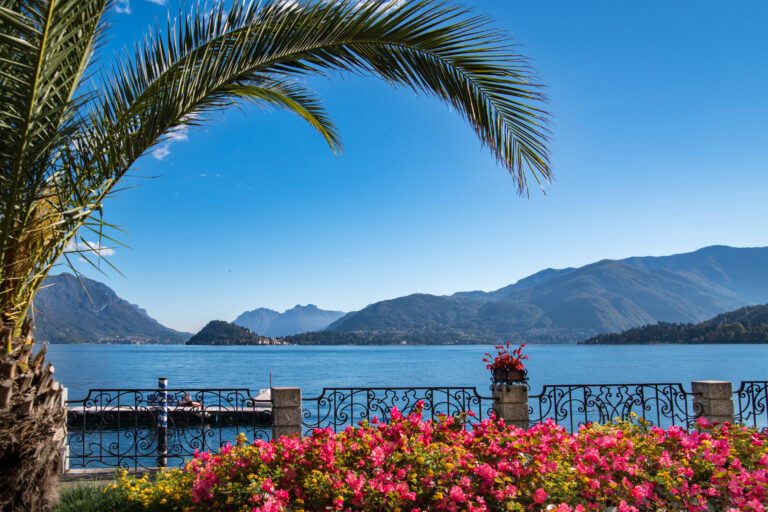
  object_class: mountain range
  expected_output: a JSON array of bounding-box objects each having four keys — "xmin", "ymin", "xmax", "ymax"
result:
[
  {"xmin": 29, "ymin": 245, "xmax": 768, "ymax": 344},
  {"xmin": 321, "ymin": 245, "xmax": 768, "ymax": 344},
  {"xmin": 233, "ymin": 305, "xmax": 345, "ymax": 337},
  {"xmin": 32, "ymin": 274, "xmax": 189, "ymax": 344}
]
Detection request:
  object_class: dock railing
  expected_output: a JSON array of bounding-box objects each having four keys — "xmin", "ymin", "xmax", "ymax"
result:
[{"xmin": 65, "ymin": 382, "xmax": 271, "ymax": 471}]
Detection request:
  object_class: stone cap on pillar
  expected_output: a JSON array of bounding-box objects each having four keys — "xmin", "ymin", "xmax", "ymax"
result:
[
  {"xmin": 691, "ymin": 381, "xmax": 733, "ymax": 399},
  {"xmin": 271, "ymin": 387, "xmax": 301, "ymax": 407},
  {"xmin": 491, "ymin": 384, "xmax": 528, "ymax": 402}
]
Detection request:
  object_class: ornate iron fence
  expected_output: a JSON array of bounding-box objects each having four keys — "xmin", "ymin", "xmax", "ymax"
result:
[
  {"xmin": 735, "ymin": 381, "xmax": 768, "ymax": 430},
  {"xmin": 66, "ymin": 388, "xmax": 271, "ymax": 470},
  {"xmin": 301, "ymin": 387, "xmax": 494, "ymax": 435},
  {"xmin": 67, "ymin": 380, "xmax": 767, "ymax": 470},
  {"xmin": 529, "ymin": 383, "xmax": 701, "ymax": 432}
]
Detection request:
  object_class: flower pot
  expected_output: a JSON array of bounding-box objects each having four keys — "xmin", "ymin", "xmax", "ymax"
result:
[{"xmin": 492, "ymin": 367, "xmax": 526, "ymax": 385}]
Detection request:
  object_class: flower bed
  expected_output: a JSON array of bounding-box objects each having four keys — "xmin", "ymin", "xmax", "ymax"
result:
[{"xmin": 108, "ymin": 404, "xmax": 768, "ymax": 511}]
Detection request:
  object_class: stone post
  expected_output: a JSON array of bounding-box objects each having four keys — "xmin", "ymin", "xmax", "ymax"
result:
[
  {"xmin": 492, "ymin": 384, "xmax": 529, "ymax": 430},
  {"xmin": 691, "ymin": 380, "xmax": 734, "ymax": 425},
  {"xmin": 271, "ymin": 387, "xmax": 302, "ymax": 439}
]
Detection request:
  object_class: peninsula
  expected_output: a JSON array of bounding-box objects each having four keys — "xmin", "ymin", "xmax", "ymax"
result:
[{"xmin": 185, "ymin": 320, "xmax": 288, "ymax": 346}]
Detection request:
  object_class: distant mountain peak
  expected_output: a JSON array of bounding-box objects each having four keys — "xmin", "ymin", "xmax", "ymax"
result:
[
  {"xmin": 34, "ymin": 274, "xmax": 189, "ymax": 344},
  {"xmin": 290, "ymin": 304, "xmax": 319, "ymax": 311},
  {"xmin": 233, "ymin": 304, "xmax": 345, "ymax": 337}
]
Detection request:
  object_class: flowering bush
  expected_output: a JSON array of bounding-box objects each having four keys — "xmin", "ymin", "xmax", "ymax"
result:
[
  {"xmin": 483, "ymin": 343, "xmax": 528, "ymax": 372},
  {"xmin": 108, "ymin": 405, "xmax": 768, "ymax": 511}
]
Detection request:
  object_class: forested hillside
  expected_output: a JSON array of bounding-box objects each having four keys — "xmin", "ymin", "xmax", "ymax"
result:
[{"xmin": 581, "ymin": 304, "xmax": 768, "ymax": 344}]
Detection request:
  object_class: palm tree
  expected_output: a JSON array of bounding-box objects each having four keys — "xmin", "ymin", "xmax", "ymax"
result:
[{"xmin": 0, "ymin": 0, "xmax": 550, "ymax": 508}]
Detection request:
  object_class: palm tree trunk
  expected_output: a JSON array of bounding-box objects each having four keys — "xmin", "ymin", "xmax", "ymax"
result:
[{"xmin": 0, "ymin": 320, "xmax": 66, "ymax": 512}]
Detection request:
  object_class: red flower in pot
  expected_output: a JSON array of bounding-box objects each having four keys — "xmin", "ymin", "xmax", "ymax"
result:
[{"xmin": 483, "ymin": 342, "xmax": 528, "ymax": 385}]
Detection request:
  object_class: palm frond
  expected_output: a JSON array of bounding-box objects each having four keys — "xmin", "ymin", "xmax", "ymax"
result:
[
  {"xmin": 0, "ymin": 0, "xmax": 109, "ymax": 327},
  {"xmin": 90, "ymin": 0, "xmax": 550, "ymax": 192},
  {"xmin": 218, "ymin": 77, "xmax": 342, "ymax": 153}
]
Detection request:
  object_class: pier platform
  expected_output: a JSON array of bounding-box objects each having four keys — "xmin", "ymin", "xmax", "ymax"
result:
[{"xmin": 66, "ymin": 404, "xmax": 272, "ymax": 426}]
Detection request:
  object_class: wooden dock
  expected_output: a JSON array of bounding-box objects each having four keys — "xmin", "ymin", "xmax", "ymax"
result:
[{"xmin": 66, "ymin": 404, "xmax": 272, "ymax": 426}]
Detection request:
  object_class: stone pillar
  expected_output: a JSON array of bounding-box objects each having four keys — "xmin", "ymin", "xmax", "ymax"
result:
[
  {"xmin": 271, "ymin": 387, "xmax": 302, "ymax": 439},
  {"xmin": 692, "ymin": 381, "xmax": 734, "ymax": 425},
  {"xmin": 492, "ymin": 384, "xmax": 529, "ymax": 430}
]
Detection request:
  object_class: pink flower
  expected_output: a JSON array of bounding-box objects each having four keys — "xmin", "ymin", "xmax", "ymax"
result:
[
  {"xmin": 449, "ymin": 485, "xmax": 467, "ymax": 503},
  {"xmin": 533, "ymin": 488, "xmax": 548, "ymax": 504},
  {"xmin": 617, "ymin": 501, "xmax": 639, "ymax": 512}
]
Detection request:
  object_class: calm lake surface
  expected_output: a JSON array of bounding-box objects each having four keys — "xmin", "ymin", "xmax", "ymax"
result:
[{"xmin": 46, "ymin": 344, "xmax": 767, "ymax": 400}]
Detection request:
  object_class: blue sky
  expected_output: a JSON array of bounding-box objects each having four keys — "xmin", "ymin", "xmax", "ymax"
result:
[{"xmin": 68, "ymin": 0, "xmax": 768, "ymax": 333}]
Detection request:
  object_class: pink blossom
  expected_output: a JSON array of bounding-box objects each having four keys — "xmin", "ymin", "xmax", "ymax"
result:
[
  {"xmin": 448, "ymin": 485, "xmax": 466, "ymax": 503},
  {"xmin": 533, "ymin": 488, "xmax": 548, "ymax": 504}
]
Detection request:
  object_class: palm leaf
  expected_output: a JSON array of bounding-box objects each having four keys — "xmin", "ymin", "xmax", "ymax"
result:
[
  {"xmin": 0, "ymin": 0, "xmax": 109, "ymax": 328},
  {"xmin": 90, "ymin": 0, "xmax": 549, "ymax": 192}
]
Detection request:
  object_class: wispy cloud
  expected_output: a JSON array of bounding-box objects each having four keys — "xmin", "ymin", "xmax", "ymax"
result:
[
  {"xmin": 153, "ymin": 117, "xmax": 196, "ymax": 160},
  {"xmin": 355, "ymin": 0, "xmax": 404, "ymax": 12},
  {"xmin": 277, "ymin": 0, "xmax": 299, "ymax": 11},
  {"xmin": 167, "ymin": 126, "xmax": 189, "ymax": 142},
  {"xmin": 115, "ymin": 0, "xmax": 131, "ymax": 13},
  {"xmin": 66, "ymin": 240, "xmax": 116, "ymax": 257},
  {"xmin": 115, "ymin": 0, "xmax": 167, "ymax": 15},
  {"xmin": 153, "ymin": 145, "xmax": 172, "ymax": 161}
]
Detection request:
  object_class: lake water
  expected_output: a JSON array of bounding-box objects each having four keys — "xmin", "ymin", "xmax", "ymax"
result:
[{"xmin": 46, "ymin": 343, "xmax": 767, "ymax": 400}]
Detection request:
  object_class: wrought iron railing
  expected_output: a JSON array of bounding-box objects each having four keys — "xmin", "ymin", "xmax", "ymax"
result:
[
  {"xmin": 301, "ymin": 387, "xmax": 494, "ymax": 435},
  {"xmin": 66, "ymin": 380, "xmax": 766, "ymax": 471},
  {"xmin": 66, "ymin": 388, "xmax": 271, "ymax": 470},
  {"xmin": 735, "ymin": 381, "xmax": 768, "ymax": 430},
  {"xmin": 529, "ymin": 383, "xmax": 701, "ymax": 432}
]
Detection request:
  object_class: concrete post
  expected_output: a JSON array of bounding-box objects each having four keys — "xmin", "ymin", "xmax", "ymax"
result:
[
  {"xmin": 692, "ymin": 380, "xmax": 734, "ymax": 425},
  {"xmin": 271, "ymin": 387, "xmax": 302, "ymax": 439},
  {"xmin": 492, "ymin": 384, "xmax": 529, "ymax": 430}
]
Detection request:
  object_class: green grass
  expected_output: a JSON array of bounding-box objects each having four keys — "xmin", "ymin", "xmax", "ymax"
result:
[{"xmin": 55, "ymin": 483, "xmax": 132, "ymax": 512}]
